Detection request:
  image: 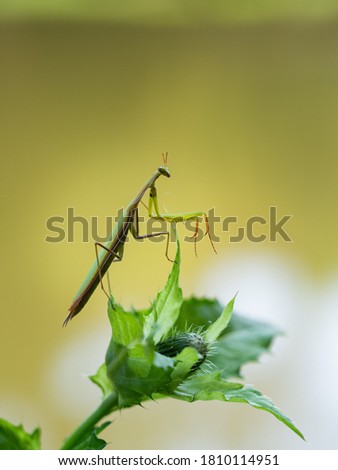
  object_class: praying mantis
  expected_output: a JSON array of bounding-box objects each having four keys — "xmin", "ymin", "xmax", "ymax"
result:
[{"xmin": 64, "ymin": 153, "xmax": 216, "ymax": 326}]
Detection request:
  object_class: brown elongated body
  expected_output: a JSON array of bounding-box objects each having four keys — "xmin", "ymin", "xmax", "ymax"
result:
[{"xmin": 64, "ymin": 163, "xmax": 171, "ymax": 326}]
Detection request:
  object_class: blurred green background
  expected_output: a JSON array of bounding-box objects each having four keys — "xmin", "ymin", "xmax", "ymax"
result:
[{"xmin": 0, "ymin": 2, "xmax": 337, "ymax": 449}]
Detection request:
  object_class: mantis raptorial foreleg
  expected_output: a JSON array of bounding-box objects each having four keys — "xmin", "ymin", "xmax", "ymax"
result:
[{"xmin": 147, "ymin": 184, "xmax": 217, "ymax": 257}]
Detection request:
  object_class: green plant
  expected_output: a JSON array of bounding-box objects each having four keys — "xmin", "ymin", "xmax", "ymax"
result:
[{"xmin": 0, "ymin": 237, "xmax": 304, "ymax": 449}]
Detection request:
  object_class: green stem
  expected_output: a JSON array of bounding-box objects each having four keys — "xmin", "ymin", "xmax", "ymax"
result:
[{"xmin": 61, "ymin": 391, "xmax": 118, "ymax": 450}]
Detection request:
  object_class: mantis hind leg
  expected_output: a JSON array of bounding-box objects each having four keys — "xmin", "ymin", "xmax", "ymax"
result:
[
  {"xmin": 187, "ymin": 213, "xmax": 217, "ymax": 256},
  {"xmin": 172, "ymin": 213, "xmax": 217, "ymax": 256},
  {"xmin": 202, "ymin": 214, "xmax": 217, "ymax": 254},
  {"xmin": 95, "ymin": 242, "xmax": 123, "ymax": 309}
]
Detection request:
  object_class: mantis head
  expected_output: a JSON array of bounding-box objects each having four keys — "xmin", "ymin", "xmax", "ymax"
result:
[
  {"xmin": 158, "ymin": 152, "xmax": 171, "ymax": 178},
  {"xmin": 158, "ymin": 166, "xmax": 170, "ymax": 178}
]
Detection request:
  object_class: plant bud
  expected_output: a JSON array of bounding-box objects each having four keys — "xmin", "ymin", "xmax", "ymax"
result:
[{"xmin": 156, "ymin": 332, "xmax": 208, "ymax": 370}]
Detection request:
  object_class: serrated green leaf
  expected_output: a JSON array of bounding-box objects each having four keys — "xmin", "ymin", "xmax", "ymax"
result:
[
  {"xmin": 170, "ymin": 347, "xmax": 200, "ymax": 384},
  {"xmin": 0, "ymin": 418, "xmax": 41, "ymax": 450},
  {"xmin": 89, "ymin": 363, "xmax": 114, "ymax": 400},
  {"xmin": 72, "ymin": 422, "xmax": 110, "ymax": 450},
  {"xmin": 106, "ymin": 338, "xmax": 175, "ymax": 406},
  {"xmin": 138, "ymin": 353, "xmax": 175, "ymax": 395},
  {"xmin": 105, "ymin": 298, "xmax": 146, "ymax": 405},
  {"xmin": 172, "ymin": 372, "xmax": 304, "ymax": 440},
  {"xmin": 144, "ymin": 232, "xmax": 182, "ymax": 344},
  {"xmin": 210, "ymin": 313, "xmax": 281, "ymax": 379},
  {"xmin": 107, "ymin": 301, "xmax": 143, "ymax": 347},
  {"xmin": 176, "ymin": 297, "xmax": 224, "ymax": 331},
  {"xmin": 128, "ymin": 343, "xmax": 153, "ymax": 378},
  {"xmin": 204, "ymin": 295, "xmax": 236, "ymax": 344}
]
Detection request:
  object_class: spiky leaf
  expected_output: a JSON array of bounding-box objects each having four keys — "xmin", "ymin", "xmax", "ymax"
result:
[{"xmin": 0, "ymin": 419, "xmax": 41, "ymax": 450}]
